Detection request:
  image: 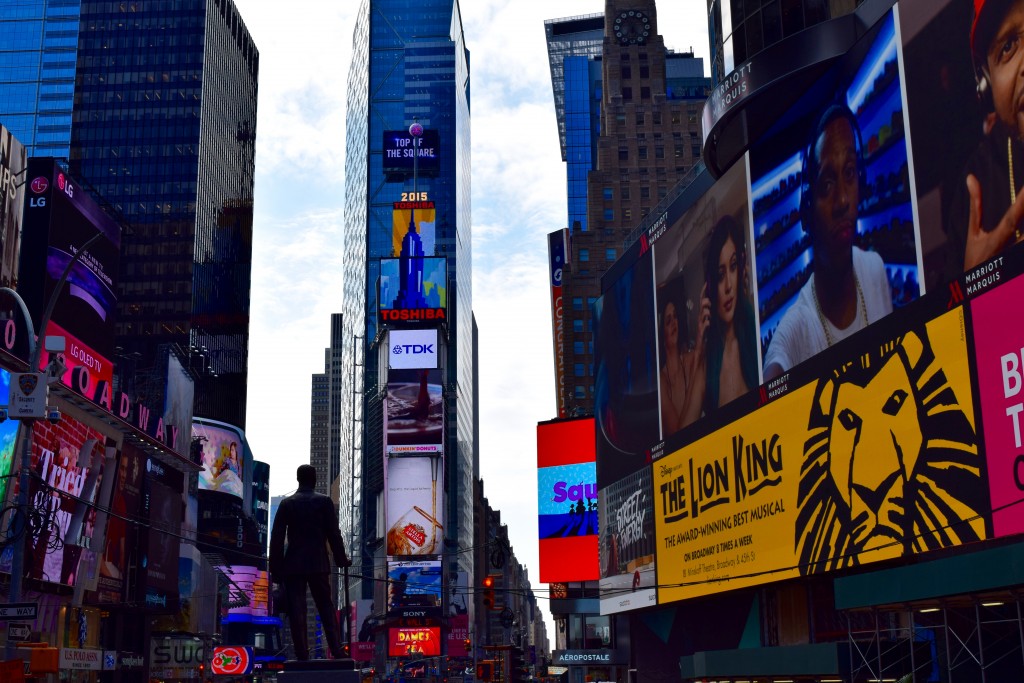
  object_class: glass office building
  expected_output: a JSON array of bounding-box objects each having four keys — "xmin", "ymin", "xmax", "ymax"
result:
[
  {"xmin": 69, "ymin": 0, "xmax": 258, "ymax": 428},
  {"xmin": 0, "ymin": 0, "xmax": 79, "ymax": 158},
  {"xmin": 342, "ymin": 0, "xmax": 474, "ymax": 607}
]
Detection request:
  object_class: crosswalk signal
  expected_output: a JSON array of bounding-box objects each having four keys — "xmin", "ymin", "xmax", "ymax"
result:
[
  {"xmin": 482, "ymin": 575, "xmax": 496, "ymax": 611},
  {"xmin": 477, "ymin": 660, "xmax": 494, "ymax": 682}
]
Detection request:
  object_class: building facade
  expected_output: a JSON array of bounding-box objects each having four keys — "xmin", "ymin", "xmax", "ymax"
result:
[
  {"xmin": 69, "ymin": 0, "xmax": 258, "ymax": 429},
  {"xmin": 341, "ymin": 0, "xmax": 475, "ymax": 673},
  {"xmin": 556, "ymin": 0, "xmax": 710, "ymax": 417}
]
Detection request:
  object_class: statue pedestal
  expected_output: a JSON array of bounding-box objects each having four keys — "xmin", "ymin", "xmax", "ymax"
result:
[{"xmin": 278, "ymin": 659, "xmax": 360, "ymax": 683}]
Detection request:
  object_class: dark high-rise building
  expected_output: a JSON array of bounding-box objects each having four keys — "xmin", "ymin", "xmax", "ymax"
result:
[
  {"xmin": 68, "ymin": 0, "xmax": 259, "ymax": 428},
  {"xmin": 556, "ymin": 0, "xmax": 710, "ymax": 416},
  {"xmin": 341, "ymin": 0, "xmax": 474, "ymax": 665}
]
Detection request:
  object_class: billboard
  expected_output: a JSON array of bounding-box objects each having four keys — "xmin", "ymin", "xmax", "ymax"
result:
[
  {"xmin": 0, "ymin": 125, "xmax": 25, "ymax": 288},
  {"xmin": 23, "ymin": 416, "xmax": 109, "ymax": 586},
  {"xmin": 143, "ymin": 460, "xmax": 183, "ymax": 607},
  {"xmin": 0, "ymin": 369, "xmax": 20, "ymax": 506},
  {"xmin": 393, "ymin": 201, "xmax": 436, "ymax": 258},
  {"xmin": 18, "ymin": 158, "xmax": 121, "ymax": 364},
  {"xmin": 751, "ymin": 10, "xmax": 917, "ymax": 380},
  {"xmin": 385, "ymin": 369, "xmax": 444, "ymax": 454},
  {"xmin": 385, "ymin": 456, "xmax": 443, "ymax": 555},
  {"xmin": 537, "ymin": 417, "xmax": 599, "ymax": 583},
  {"xmin": 389, "ymin": 329, "xmax": 439, "ymax": 370},
  {"xmin": 98, "ymin": 444, "xmax": 144, "ymax": 604},
  {"xmin": 388, "ymin": 627, "xmax": 441, "ymax": 658},
  {"xmin": 163, "ymin": 352, "xmax": 195, "ymax": 459},
  {"xmin": 193, "ymin": 420, "xmax": 245, "ymax": 498},
  {"xmin": 379, "ymin": 257, "xmax": 447, "ymax": 323},
  {"xmin": 548, "ymin": 229, "xmax": 568, "ymax": 418},
  {"xmin": 220, "ymin": 565, "xmax": 270, "ymax": 617},
  {"xmin": 383, "ymin": 129, "xmax": 441, "ymax": 177},
  {"xmin": 387, "ymin": 559, "xmax": 442, "ymax": 616}
]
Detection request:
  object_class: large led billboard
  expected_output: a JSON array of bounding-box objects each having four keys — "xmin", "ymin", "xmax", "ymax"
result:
[
  {"xmin": 385, "ymin": 369, "xmax": 444, "ymax": 454},
  {"xmin": 193, "ymin": 420, "xmax": 246, "ymax": 498},
  {"xmin": 383, "ymin": 129, "xmax": 441, "ymax": 177},
  {"xmin": 388, "ymin": 627, "xmax": 441, "ymax": 658},
  {"xmin": 393, "ymin": 201, "xmax": 436, "ymax": 257},
  {"xmin": 537, "ymin": 417, "xmax": 599, "ymax": 583},
  {"xmin": 385, "ymin": 456, "xmax": 443, "ymax": 556},
  {"xmin": 19, "ymin": 159, "xmax": 121, "ymax": 367},
  {"xmin": 389, "ymin": 329, "xmax": 439, "ymax": 370},
  {"xmin": 0, "ymin": 369, "xmax": 20, "ymax": 507},
  {"xmin": 98, "ymin": 444, "xmax": 144, "ymax": 604},
  {"xmin": 387, "ymin": 559, "xmax": 442, "ymax": 616},
  {"xmin": 220, "ymin": 565, "xmax": 270, "ymax": 616},
  {"xmin": 379, "ymin": 257, "xmax": 447, "ymax": 324},
  {"xmin": 548, "ymin": 229, "xmax": 568, "ymax": 418},
  {"xmin": 591, "ymin": 2, "xmax": 1024, "ymax": 613}
]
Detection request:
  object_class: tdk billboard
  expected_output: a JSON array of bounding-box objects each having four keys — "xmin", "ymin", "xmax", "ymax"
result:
[{"xmin": 388, "ymin": 329, "xmax": 439, "ymax": 370}]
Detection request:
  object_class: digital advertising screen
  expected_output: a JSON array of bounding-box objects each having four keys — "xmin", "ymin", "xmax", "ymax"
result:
[
  {"xmin": 98, "ymin": 444, "xmax": 144, "ymax": 604},
  {"xmin": 548, "ymin": 229, "xmax": 569, "ymax": 418},
  {"xmin": 163, "ymin": 352, "xmax": 195, "ymax": 459},
  {"xmin": 18, "ymin": 158, "xmax": 121, "ymax": 363},
  {"xmin": 385, "ymin": 456, "xmax": 444, "ymax": 556},
  {"xmin": 750, "ymin": 10, "xmax": 917, "ymax": 381},
  {"xmin": 0, "ymin": 369, "xmax": 20, "ymax": 507},
  {"xmin": 193, "ymin": 420, "xmax": 246, "ymax": 498},
  {"xmin": 387, "ymin": 559, "xmax": 442, "ymax": 616},
  {"xmin": 537, "ymin": 417, "xmax": 600, "ymax": 583},
  {"xmin": 393, "ymin": 201, "xmax": 436, "ymax": 258},
  {"xmin": 388, "ymin": 329, "xmax": 439, "ymax": 370},
  {"xmin": 220, "ymin": 565, "xmax": 270, "ymax": 616},
  {"xmin": 378, "ymin": 257, "xmax": 447, "ymax": 324},
  {"xmin": 144, "ymin": 471, "xmax": 183, "ymax": 605},
  {"xmin": 388, "ymin": 627, "xmax": 442, "ymax": 658},
  {"xmin": 24, "ymin": 416, "xmax": 109, "ymax": 586},
  {"xmin": 385, "ymin": 368, "xmax": 444, "ymax": 454},
  {"xmin": 383, "ymin": 129, "xmax": 441, "ymax": 177}
]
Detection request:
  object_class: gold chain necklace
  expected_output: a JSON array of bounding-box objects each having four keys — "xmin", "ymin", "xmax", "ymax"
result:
[
  {"xmin": 811, "ymin": 273, "xmax": 867, "ymax": 347},
  {"xmin": 1010, "ymin": 137, "xmax": 1021, "ymax": 240}
]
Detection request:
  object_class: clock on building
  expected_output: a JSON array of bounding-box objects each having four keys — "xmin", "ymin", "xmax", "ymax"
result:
[{"xmin": 614, "ymin": 10, "xmax": 650, "ymax": 46}]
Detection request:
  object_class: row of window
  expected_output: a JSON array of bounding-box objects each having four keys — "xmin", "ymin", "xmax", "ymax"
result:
[{"xmin": 578, "ymin": 248, "xmax": 616, "ymax": 262}]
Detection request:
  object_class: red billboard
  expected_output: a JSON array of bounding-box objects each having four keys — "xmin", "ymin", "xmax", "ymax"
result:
[
  {"xmin": 388, "ymin": 627, "xmax": 441, "ymax": 658},
  {"xmin": 537, "ymin": 417, "xmax": 599, "ymax": 583}
]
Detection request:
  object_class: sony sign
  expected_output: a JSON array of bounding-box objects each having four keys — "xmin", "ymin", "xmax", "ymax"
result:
[{"xmin": 388, "ymin": 329, "xmax": 439, "ymax": 370}]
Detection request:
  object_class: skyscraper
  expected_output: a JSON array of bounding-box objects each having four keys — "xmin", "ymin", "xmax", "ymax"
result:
[
  {"xmin": 0, "ymin": 0, "xmax": 79, "ymax": 158},
  {"xmin": 341, "ymin": 0, "xmax": 474, "ymax": 657},
  {"xmin": 69, "ymin": 0, "xmax": 259, "ymax": 428},
  {"xmin": 557, "ymin": 0, "xmax": 709, "ymax": 416}
]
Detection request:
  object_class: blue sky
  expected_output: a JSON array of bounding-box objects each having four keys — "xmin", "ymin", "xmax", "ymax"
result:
[{"xmin": 239, "ymin": 0, "xmax": 710, "ymax": 632}]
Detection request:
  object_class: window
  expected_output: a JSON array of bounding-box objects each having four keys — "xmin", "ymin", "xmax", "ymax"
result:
[
  {"xmin": 641, "ymin": 186, "xmax": 650, "ymax": 199},
  {"xmin": 606, "ymin": 248, "xmax": 616, "ymax": 261},
  {"xmin": 574, "ymin": 386, "xmax": 586, "ymax": 399},
  {"xmin": 653, "ymin": 111, "xmax": 661, "ymax": 124},
  {"xmin": 618, "ymin": 146, "xmax": 628, "ymax": 161},
  {"xmin": 574, "ymin": 363, "xmax": 586, "ymax": 377},
  {"xmin": 573, "ymin": 320, "xmax": 584, "ymax": 332},
  {"xmin": 640, "ymin": 65, "xmax": 649, "ymax": 78},
  {"xmin": 572, "ymin": 297, "xmax": 583, "ymax": 311},
  {"xmin": 621, "ymin": 66, "xmax": 631, "ymax": 79},
  {"xmin": 573, "ymin": 341, "xmax": 584, "ymax": 354},
  {"xmin": 579, "ymin": 249, "xmax": 589, "ymax": 262},
  {"xmin": 620, "ymin": 186, "xmax": 630, "ymax": 200},
  {"xmin": 622, "ymin": 87, "xmax": 632, "ymax": 101},
  {"xmin": 603, "ymin": 187, "xmax": 613, "ymax": 200},
  {"xmin": 641, "ymin": 86, "xmax": 650, "ymax": 100},
  {"xmin": 620, "ymin": 53, "xmax": 630, "ymax": 61},
  {"xmin": 639, "ymin": 147, "xmax": 648, "ymax": 160},
  {"xmin": 655, "ymin": 146, "xmax": 665, "ymax": 159},
  {"xmin": 624, "ymin": 208, "xmax": 632, "ymax": 222},
  {"xmin": 636, "ymin": 112, "xmax": 644, "ymax": 125},
  {"xmin": 603, "ymin": 208, "xmax": 614, "ymax": 221}
]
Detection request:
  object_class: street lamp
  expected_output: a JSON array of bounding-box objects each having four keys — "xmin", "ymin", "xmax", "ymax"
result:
[{"xmin": 3, "ymin": 230, "xmax": 104, "ymax": 659}]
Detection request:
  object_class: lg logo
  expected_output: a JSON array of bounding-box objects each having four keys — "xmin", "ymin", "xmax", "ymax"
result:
[{"xmin": 392, "ymin": 344, "xmax": 434, "ymax": 355}]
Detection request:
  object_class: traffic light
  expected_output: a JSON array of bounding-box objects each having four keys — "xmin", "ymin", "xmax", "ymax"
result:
[
  {"xmin": 477, "ymin": 660, "xmax": 495, "ymax": 682},
  {"xmin": 464, "ymin": 638, "xmax": 472, "ymax": 652},
  {"xmin": 509, "ymin": 646, "xmax": 529, "ymax": 683},
  {"xmin": 482, "ymin": 575, "xmax": 496, "ymax": 611}
]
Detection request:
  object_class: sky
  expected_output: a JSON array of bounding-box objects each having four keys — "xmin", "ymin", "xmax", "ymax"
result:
[{"xmin": 240, "ymin": 0, "xmax": 710, "ymax": 637}]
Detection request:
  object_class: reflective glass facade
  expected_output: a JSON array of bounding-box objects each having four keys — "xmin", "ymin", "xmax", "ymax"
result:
[
  {"xmin": 707, "ymin": 0, "xmax": 863, "ymax": 84},
  {"xmin": 0, "ymin": 0, "xmax": 80, "ymax": 157},
  {"xmin": 70, "ymin": 0, "xmax": 258, "ymax": 428},
  {"xmin": 342, "ymin": 0, "xmax": 474, "ymax": 599}
]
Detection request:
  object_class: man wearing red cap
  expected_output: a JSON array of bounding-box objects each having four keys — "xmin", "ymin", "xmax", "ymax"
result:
[{"xmin": 950, "ymin": 0, "xmax": 1024, "ymax": 271}]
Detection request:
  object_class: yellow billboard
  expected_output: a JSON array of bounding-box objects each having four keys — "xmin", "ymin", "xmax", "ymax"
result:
[{"xmin": 654, "ymin": 308, "xmax": 987, "ymax": 604}]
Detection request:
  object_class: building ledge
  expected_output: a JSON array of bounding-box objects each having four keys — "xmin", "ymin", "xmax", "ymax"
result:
[{"xmin": 679, "ymin": 642, "xmax": 845, "ymax": 679}]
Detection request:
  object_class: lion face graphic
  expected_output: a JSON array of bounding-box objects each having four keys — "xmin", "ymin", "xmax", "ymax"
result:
[{"xmin": 796, "ymin": 329, "xmax": 986, "ymax": 575}]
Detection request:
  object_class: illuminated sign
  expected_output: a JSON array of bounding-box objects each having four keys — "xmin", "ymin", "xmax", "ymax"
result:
[
  {"xmin": 388, "ymin": 329, "xmax": 439, "ymax": 370},
  {"xmin": 383, "ymin": 130, "xmax": 441, "ymax": 177},
  {"xmin": 388, "ymin": 627, "xmax": 441, "ymax": 658},
  {"xmin": 211, "ymin": 647, "xmax": 252, "ymax": 676},
  {"xmin": 537, "ymin": 417, "xmax": 599, "ymax": 583},
  {"xmin": 378, "ymin": 257, "xmax": 447, "ymax": 324}
]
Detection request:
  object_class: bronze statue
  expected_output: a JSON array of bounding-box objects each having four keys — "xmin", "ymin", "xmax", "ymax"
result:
[{"xmin": 270, "ymin": 464, "xmax": 352, "ymax": 660}]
